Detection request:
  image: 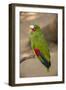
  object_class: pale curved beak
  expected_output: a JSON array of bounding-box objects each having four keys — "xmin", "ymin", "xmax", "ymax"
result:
[
  {"xmin": 29, "ymin": 25, "xmax": 34, "ymax": 33},
  {"xmin": 29, "ymin": 25, "xmax": 34, "ymax": 29}
]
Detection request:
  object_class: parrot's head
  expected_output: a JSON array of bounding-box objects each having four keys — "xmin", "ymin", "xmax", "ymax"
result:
[{"xmin": 29, "ymin": 24, "xmax": 41, "ymax": 33}]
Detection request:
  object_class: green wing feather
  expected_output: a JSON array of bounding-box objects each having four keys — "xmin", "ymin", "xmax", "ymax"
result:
[{"xmin": 30, "ymin": 28, "xmax": 50, "ymax": 62}]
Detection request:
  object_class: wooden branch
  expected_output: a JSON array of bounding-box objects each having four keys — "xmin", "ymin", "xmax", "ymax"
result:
[{"xmin": 20, "ymin": 55, "xmax": 35, "ymax": 63}]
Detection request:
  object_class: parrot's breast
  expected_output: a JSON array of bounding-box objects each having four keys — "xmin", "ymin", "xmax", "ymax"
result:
[{"xmin": 30, "ymin": 30, "xmax": 50, "ymax": 62}]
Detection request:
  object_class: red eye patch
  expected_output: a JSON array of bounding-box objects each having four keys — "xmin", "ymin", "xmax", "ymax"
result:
[{"xmin": 32, "ymin": 28, "xmax": 36, "ymax": 32}]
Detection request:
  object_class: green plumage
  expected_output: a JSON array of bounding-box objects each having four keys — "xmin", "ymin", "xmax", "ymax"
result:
[{"xmin": 29, "ymin": 25, "xmax": 51, "ymax": 69}]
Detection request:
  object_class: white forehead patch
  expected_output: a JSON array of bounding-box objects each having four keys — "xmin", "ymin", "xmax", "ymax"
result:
[{"xmin": 30, "ymin": 25, "xmax": 34, "ymax": 29}]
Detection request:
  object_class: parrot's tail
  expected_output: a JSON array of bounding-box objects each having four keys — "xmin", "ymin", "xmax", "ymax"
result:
[
  {"xmin": 41, "ymin": 59, "xmax": 51, "ymax": 70},
  {"xmin": 46, "ymin": 61, "xmax": 51, "ymax": 71},
  {"xmin": 40, "ymin": 52, "xmax": 51, "ymax": 69}
]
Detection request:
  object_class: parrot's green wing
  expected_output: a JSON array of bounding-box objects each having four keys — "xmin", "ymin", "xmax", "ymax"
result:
[{"xmin": 30, "ymin": 25, "xmax": 51, "ymax": 69}]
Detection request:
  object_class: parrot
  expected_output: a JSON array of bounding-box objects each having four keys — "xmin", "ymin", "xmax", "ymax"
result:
[{"xmin": 29, "ymin": 24, "xmax": 51, "ymax": 70}]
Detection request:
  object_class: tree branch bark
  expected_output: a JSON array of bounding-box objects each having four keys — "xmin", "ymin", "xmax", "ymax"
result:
[{"xmin": 20, "ymin": 55, "xmax": 35, "ymax": 63}]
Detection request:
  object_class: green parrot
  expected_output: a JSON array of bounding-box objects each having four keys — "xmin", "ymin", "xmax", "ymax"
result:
[{"xmin": 29, "ymin": 24, "xmax": 51, "ymax": 70}]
